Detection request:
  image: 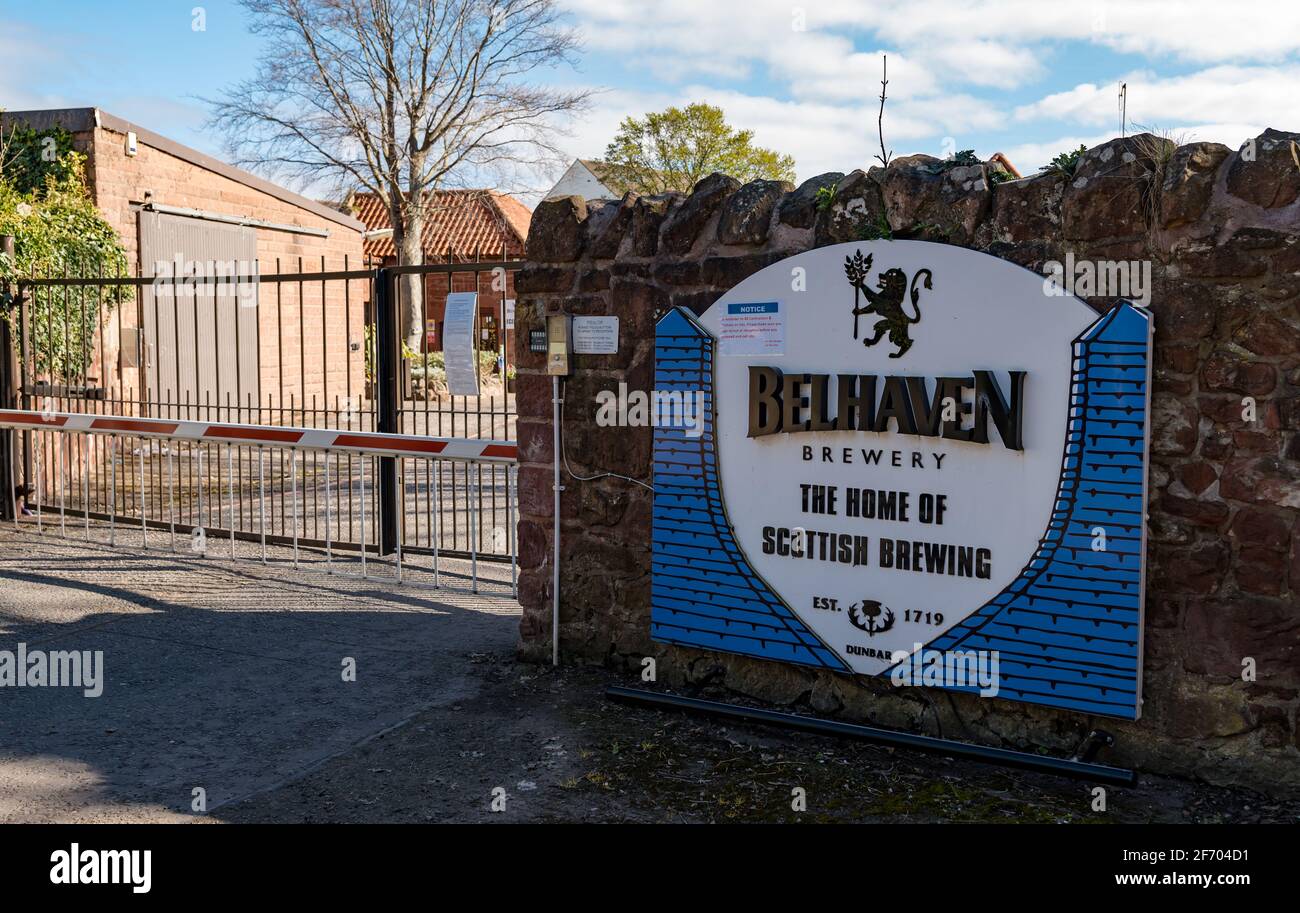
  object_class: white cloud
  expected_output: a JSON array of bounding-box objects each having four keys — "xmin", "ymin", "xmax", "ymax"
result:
[
  {"xmin": 563, "ymin": 0, "xmax": 1300, "ymax": 98},
  {"xmin": 1015, "ymin": 65, "xmax": 1300, "ymax": 134},
  {"xmin": 914, "ymin": 40, "xmax": 1046, "ymax": 88},
  {"xmin": 839, "ymin": 0, "xmax": 1300, "ymax": 65},
  {"xmin": 996, "ymin": 133, "xmax": 1115, "ymax": 176},
  {"xmin": 557, "ymin": 0, "xmax": 1298, "ymax": 188}
]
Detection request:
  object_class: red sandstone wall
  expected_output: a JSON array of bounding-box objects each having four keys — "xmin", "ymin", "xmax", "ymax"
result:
[{"xmin": 514, "ymin": 129, "xmax": 1300, "ymax": 794}]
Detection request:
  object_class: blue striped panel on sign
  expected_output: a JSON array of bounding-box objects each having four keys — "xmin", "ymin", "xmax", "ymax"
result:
[
  {"xmin": 651, "ymin": 307, "xmax": 848, "ymax": 671},
  {"xmin": 913, "ymin": 302, "xmax": 1151, "ymax": 719}
]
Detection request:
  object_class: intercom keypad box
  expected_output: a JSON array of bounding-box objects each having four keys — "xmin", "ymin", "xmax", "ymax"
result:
[{"xmin": 546, "ymin": 314, "xmax": 572, "ymax": 376}]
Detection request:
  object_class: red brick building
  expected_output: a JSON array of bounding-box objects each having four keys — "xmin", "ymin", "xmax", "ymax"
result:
[
  {"xmin": 347, "ymin": 190, "xmax": 529, "ymax": 365},
  {"xmin": 2, "ymin": 107, "xmax": 368, "ymax": 418}
]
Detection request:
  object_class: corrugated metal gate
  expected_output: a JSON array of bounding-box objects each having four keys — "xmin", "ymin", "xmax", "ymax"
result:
[{"xmin": 139, "ymin": 210, "xmax": 261, "ymax": 416}]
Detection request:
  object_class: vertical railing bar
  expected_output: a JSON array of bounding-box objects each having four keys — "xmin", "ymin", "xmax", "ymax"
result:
[
  {"xmin": 138, "ymin": 441, "xmax": 147, "ymax": 549},
  {"xmin": 167, "ymin": 442, "xmax": 176, "ymax": 552},
  {"xmin": 227, "ymin": 443, "xmax": 235, "ymax": 560},
  {"xmin": 471, "ymin": 461, "xmax": 479, "ymax": 594},
  {"xmin": 310, "ymin": 394, "xmax": 318, "ymax": 540},
  {"xmin": 432, "ymin": 458, "xmax": 440, "ymax": 588},
  {"xmin": 258, "ymin": 445, "xmax": 267, "ymax": 564},
  {"xmin": 106, "ymin": 434, "xmax": 114, "ymax": 545},
  {"xmin": 290, "ymin": 447, "xmax": 299, "ymax": 570},
  {"xmin": 359, "ymin": 454, "xmax": 368, "ymax": 578},
  {"xmin": 7, "ymin": 426, "xmax": 15, "ymax": 529},
  {"xmin": 395, "ymin": 457, "xmax": 403, "ymax": 584},
  {"xmin": 324, "ymin": 449, "xmax": 333, "ymax": 573},
  {"xmin": 509, "ymin": 463, "xmax": 517, "ymax": 598},
  {"xmin": 57, "ymin": 432, "xmax": 66, "ymax": 538},
  {"xmin": 82, "ymin": 434, "xmax": 90, "ymax": 540},
  {"xmin": 33, "ymin": 430, "xmax": 42, "ymax": 534},
  {"xmin": 196, "ymin": 441, "xmax": 205, "ymax": 550}
]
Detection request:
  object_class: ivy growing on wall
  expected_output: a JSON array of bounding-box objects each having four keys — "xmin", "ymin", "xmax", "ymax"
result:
[{"xmin": 0, "ymin": 121, "xmax": 129, "ymax": 382}]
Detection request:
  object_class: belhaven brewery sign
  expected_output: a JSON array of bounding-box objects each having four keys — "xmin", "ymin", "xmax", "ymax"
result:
[{"xmin": 651, "ymin": 241, "xmax": 1153, "ymax": 719}]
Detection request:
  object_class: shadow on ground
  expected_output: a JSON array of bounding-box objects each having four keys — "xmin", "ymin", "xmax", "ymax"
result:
[
  {"xmin": 4, "ymin": 530, "xmax": 1297, "ymax": 824},
  {"xmin": 0, "ymin": 531, "xmax": 519, "ymax": 822}
]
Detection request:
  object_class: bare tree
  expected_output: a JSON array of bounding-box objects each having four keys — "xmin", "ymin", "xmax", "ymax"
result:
[
  {"xmin": 208, "ymin": 0, "xmax": 590, "ymax": 350},
  {"xmin": 874, "ymin": 55, "xmax": 892, "ymax": 169}
]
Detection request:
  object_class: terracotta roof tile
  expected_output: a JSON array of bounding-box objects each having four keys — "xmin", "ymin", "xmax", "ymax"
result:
[{"xmin": 349, "ymin": 189, "xmax": 531, "ymax": 260}]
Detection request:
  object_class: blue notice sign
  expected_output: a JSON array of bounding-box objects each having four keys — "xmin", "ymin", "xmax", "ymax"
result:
[
  {"xmin": 728, "ymin": 301, "xmax": 779, "ymax": 315},
  {"xmin": 718, "ymin": 301, "xmax": 783, "ymax": 356}
]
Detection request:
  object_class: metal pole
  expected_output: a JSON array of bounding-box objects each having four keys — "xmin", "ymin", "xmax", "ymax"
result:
[
  {"xmin": 0, "ymin": 235, "xmax": 16, "ymax": 523},
  {"xmin": 33, "ymin": 432, "xmax": 41, "ymax": 534},
  {"xmin": 431, "ymin": 460, "xmax": 440, "ymax": 588},
  {"xmin": 374, "ymin": 267, "xmax": 399, "ymax": 555},
  {"xmin": 167, "ymin": 443, "xmax": 175, "ymax": 551},
  {"xmin": 57, "ymin": 432, "xmax": 66, "ymax": 537},
  {"xmin": 107, "ymin": 436, "xmax": 114, "ymax": 544},
  {"xmin": 395, "ymin": 458, "xmax": 403, "ymax": 584},
  {"xmin": 508, "ymin": 463, "xmax": 517, "ymax": 598},
  {"xmin": 7, "ymin": 426, "xmax": 16, "ymax": 529},
  {"xmin": 552, "ymin": 375, "xmax": 562, "ymax": 667},
  {"xmin": 604, "ymin": 686, "xmax": 1138, "ymax": 786},
  {"xmin": 290, "ymin": 447, "xmax": 299, "ymax": 570},
  {"xmin": 196, "ymin": 445, "xmax": 205, "ymax": 552},
  {"xmin": 138, "ymin": 443, "xmax": 146, "ymax": 548},
  {"xmin": 359, "ymin": 455, "xmax": 368, "ymax": 578},
  {"xmin": 227, "ymin": 444, "xmax": 235, "ymax": 559},
  {"xmin": 83, "ymin": 434, "xmax": 91, "ymax": 539},
  {"xmin": 258, "ymin": 446, "xmax": 266, "ymax": 564},
  {"xmin": 18, "ymin": 269, "xmax": 31, "ymax": 496},
  {"xmin": 470, "ymin": 461, "xmax": 479, "ymax": 594},
  {"xmin": 323, "ymin": 450, "xmax": 333, "ymax": 573}
]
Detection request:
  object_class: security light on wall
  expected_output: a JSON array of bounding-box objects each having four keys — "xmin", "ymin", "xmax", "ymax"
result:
[{"xmin": 125, "ymin": 132, "xmax": 138, "ymax": 157}]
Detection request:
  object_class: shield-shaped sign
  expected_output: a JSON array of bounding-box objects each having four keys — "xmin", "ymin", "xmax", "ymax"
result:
[{"xmin": 651, "ymin": 241, "xmax": 1153, "ymax": 720}]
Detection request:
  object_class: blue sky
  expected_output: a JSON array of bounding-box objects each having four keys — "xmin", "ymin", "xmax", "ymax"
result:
[{"xmin": 2, "ymin": 0, "xmax": 1298, "ymax": 202}]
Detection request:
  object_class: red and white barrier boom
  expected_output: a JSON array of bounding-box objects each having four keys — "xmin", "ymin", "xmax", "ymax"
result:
[{"xmin": 0, "ymin": 409, "xmax": 517, "ymax": 463}]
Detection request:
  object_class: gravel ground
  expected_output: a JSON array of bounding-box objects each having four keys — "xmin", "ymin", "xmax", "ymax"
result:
[
  {"xmin": 216, "ymin": 661, "xmax": 1300, "ymax": 824},
  {"xmin": 2, "ymin": 524, "xmax": 1295, "ymax": 824}
]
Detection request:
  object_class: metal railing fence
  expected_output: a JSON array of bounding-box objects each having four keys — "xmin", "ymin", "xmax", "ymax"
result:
[
  {"xmin": 1, "ymin": 409, "xmax": 516, "ymax": 595},
  {"xmin": 6, "ymin": 257, "xmax": 521, "ymax": 558}
]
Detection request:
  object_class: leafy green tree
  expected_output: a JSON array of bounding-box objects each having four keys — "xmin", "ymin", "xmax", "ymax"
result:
[
  {"xmin": 601, "ymin": 103, "xmax": 796, "ymax": 194},
  {"xmin": 0, "ymin": 122, "xmax": 128, "ymax": 381}
]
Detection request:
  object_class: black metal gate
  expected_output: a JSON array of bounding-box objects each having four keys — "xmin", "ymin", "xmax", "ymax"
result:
[{"xmin": 2, "ymin": 256, "xmax": 519, "ymax": 561}]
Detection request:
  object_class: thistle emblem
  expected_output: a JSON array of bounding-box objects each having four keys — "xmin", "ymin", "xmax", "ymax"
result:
[{"xmin": 848, "ymin": 600, "xmax": 895, "ymax": 636}]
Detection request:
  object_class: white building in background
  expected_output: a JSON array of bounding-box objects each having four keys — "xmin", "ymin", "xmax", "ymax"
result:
[{"xmin": 544, "ymin": 159, "xmax": 629, "ymax": 201}]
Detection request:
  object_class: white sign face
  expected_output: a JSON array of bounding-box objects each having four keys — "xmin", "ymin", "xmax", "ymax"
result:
[
  {"xmin": 443, "ymin": 291, "xmax": 480, "ymax": 396},
  {"xmin": 718, "ymin": 300, "xmax": 785, "ymax": 356},
  {"xmin": 651, "ymin": 241, "xmax": 1153, "ymax": 719},
  {"xmin": 505, "ymin": 298, "xmax": 516, "ymax": 330},
  {"xmin": 573, "ymin": 315, "xmax": 619, "ymax": 354}
]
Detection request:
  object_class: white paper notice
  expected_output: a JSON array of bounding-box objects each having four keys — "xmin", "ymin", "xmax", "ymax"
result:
[
  {"xmin": 504, "ymin": 298, "xmax": 516, "ymax": 330},
  {"xmin": 717, "ymin": 301, "xmax": 784, "ymax": 356},
  {"xmin": 443, "ymin": 292, "xmax": 479, "ymax": 396},
  {"xmin": 573, "ymin": 316, "xmax": 619, "ymax": 354}
]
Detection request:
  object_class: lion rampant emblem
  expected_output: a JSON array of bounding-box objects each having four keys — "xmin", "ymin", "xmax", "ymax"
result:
[{"xmin": 844, "ymin": 250, "xmax": 933, "ymax": 358}]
